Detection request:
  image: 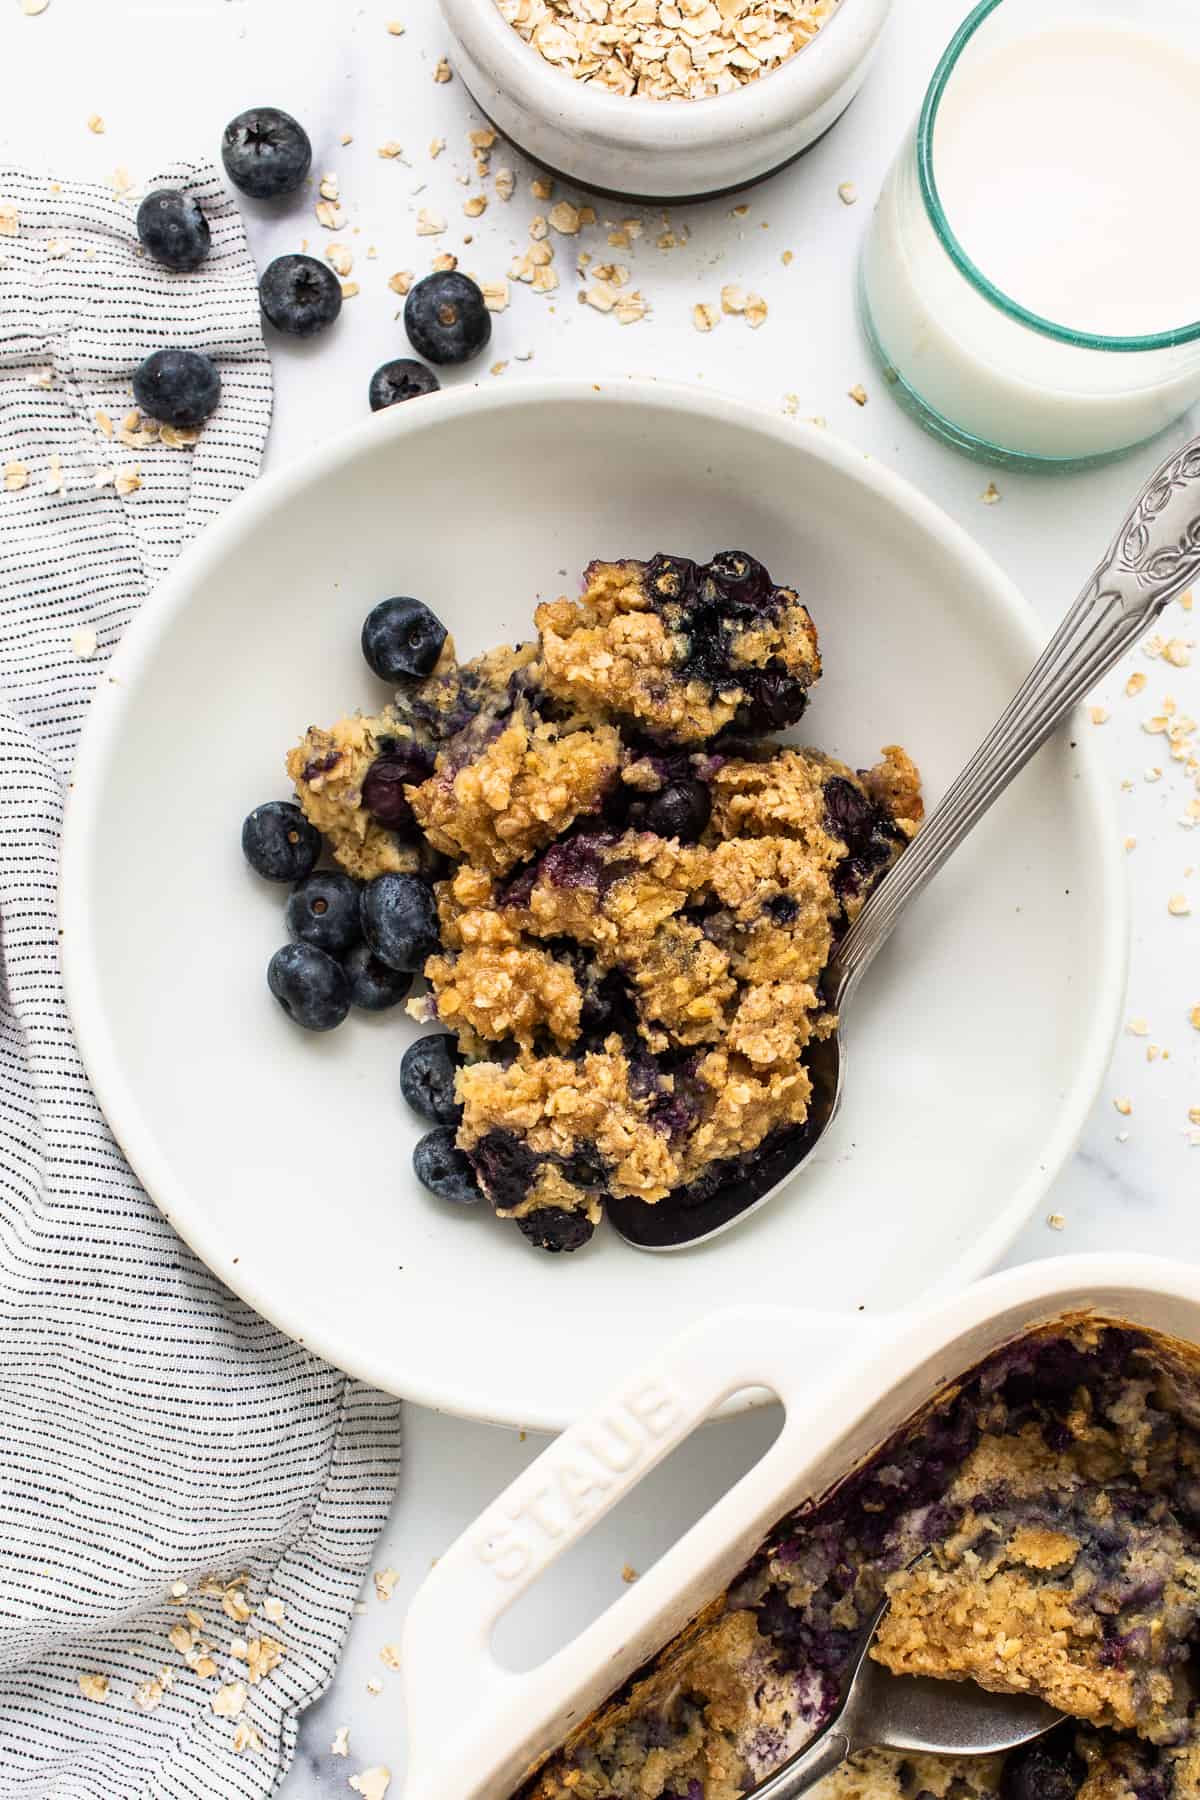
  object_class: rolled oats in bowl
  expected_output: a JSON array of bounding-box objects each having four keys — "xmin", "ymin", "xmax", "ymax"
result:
[{"xmin": 495, "ymin": 0, "xmax": 842, "ymax": 100}]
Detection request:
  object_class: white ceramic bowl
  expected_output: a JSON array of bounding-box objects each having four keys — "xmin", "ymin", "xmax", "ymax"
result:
[
  {"xmin": 402, "ymin": 1254, "xmax": 1200, "ymax": 1799},
  {"xmin": 60, "ymin": 379, "xmax": 1125, "ymax": 1431},
  {"xmin": 438, "ymin": 0, "xmax": 893, "ymax": 202}
]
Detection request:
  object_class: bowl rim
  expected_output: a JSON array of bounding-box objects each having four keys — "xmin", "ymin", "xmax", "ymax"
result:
[
  {"xmin": 438, "ymin": 0, "xmax": 893, "ymax": 151},
  {"xmin": 59, "ymin": 376, "xmax": 1129, "ymax": 1427}
]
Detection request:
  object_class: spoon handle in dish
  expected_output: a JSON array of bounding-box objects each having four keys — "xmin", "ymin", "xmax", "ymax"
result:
[
  {"xmin": 741, "ymin": 1725, "xmax": 853, "ymax": 1799},
  {"xmin": 829, "ymin": 434, "xmax": 1200, "ymax": 999}
]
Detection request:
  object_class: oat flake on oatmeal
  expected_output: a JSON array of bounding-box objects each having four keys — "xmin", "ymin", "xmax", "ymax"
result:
[{"xmin": 496, "ymin": 0, "xmax": 841, "ymax": 99}]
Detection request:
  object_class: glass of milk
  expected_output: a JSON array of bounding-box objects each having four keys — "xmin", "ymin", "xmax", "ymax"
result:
[{"xmin": 861, "ymin": 0, "xmax": 1200, "ymax": 467}]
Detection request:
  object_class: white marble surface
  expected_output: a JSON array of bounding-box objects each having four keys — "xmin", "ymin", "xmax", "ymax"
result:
[{"xmin": 3, "ymin": 0, "xmax": 1198, "ymax": 1792}]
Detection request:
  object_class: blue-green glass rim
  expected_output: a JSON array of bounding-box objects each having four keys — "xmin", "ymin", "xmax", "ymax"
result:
[{"xmin": 917, "ymin": 0, "xmax": 1200, "ymax": 354}]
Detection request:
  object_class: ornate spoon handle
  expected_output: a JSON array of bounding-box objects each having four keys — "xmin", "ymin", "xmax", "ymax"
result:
[{"xmin": 829, "ymin": 437, "xmax": 1200, "ymax": 1002}]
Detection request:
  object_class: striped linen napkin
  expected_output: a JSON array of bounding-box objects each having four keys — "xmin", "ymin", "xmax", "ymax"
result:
[{"xmin": 0, "ymin": 161, "xmax": 402, "ymax": 1800}]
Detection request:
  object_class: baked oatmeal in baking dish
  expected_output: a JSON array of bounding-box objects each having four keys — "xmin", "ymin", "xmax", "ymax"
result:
[
  {"xmin": 517, "ymin": 1316, "xmax": 1200, "ymax": 1798},
  {"xmin": 248, "ymin": 551, "xmax": 922, "ymax": 1252}
]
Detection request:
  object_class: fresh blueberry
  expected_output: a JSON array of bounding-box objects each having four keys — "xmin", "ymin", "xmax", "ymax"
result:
[
  {"xmin": 359, "ymin": 872, "xmax": 439, "ymax": 972},
  {"xmin": 361, "ymin": 597, "xmax": 447, "ymax": 682},
  {"xmin": 343, "ymin": 941, "xmax": 413, "ymax": 1012},
  {"xmin": 644, "ymin": 779, "xmax": 711, "ymax": 842},
  {"xmin": 285, "ymin": 871, "xmax": 362, "ymax": 955},
  {"xmin": 361, "ymin": 744, "xmax": 434, "ymax": 830},
  {"xmin": 242, "ymin": 800, "xmax": 321, "ymax": 882},
  {"xmin": 221, "ymin": 107, "xmax": 312, "ymax": 199},
  {"xmin": 267, "ymin": 942, "xmax": 351, "ymax": 1032},
  {"xmin": 999, "ymin": 1731, "xmax": 1086, "ymax": 1800},
  {"xmin": 516, "ymin": 1207, "xmax": 595, "ymax": 1253},
  {"xmin": 413, "ymin": 1126, "xmax": 480, "ymax": 1205},
  {"xmin": 136, "ymin": 189, "xmax": 211, "ymax": 272},
  {"xmin": 404, "ymin": 271, "xmax": 492, "ymax": 365},
  {"xmin": 401, "ymin": 1034, "xmax": 462, "ymax": 1126},
  {"xmin": 259, "ymin": 253, "xmax": 343, "ymax": 337},
  {"xmin": 369, "ymin": 358, "xmax": 441, "ymax": 411},
  {"xmin": 132, "ymin": 349, "xmax": 221, "ymax": 428}
]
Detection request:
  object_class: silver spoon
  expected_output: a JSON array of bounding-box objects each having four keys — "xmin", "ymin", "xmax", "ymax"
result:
[
  {"xmin": 609, "ymin": 434, "xmax": 1200, "ymax": 1250},
  {"xmin": 743, "ymin": 1591, "xmax": 1064, "ymax": 1799}
]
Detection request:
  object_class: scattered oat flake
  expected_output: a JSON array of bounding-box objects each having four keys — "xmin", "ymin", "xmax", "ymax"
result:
[
  {"xmin": 1190, "ymin": 1107, "xmax": 1200, "ymax": 1126},
  {"xmin": 233, "ymin": 1722, "xmax": 263, "ymax": 1754},
  {"xmin": 848, "ymin": 384, "xmax": 868, "ymax": 406},
  {"xmin": 72, "ymin": 627, "xmax": 99, "ymax": 659},
  {"xmin": 549, "ymin": 200, "xmax": 581, "ymax": 234},
  {"xmin": 31, "ymin": 366, "xmax": 53, "ymax": 388},
  {"xmin": 79, "ymin": 1673, "xmax": 109, "ymax": 1701},
  {"xmin": 531, "ymin": 264, "xmax": 559, "ymax": 294},
  {"xmin": 837, "ymin": 181, "xmax": 858, "ymax": 205},
  {"xmin": 781, "ymin": 249, "xmax": 794, "ymax": 266},
  {"xmin": 464, "ymin": 194, "xmax": 488, "ymax": 218},
  {"xmin": 1126, "ymin": 670, "xmax": 1148, "ymax": 696},
  {"xmin": 378, "ymin": 141, "xmax": 406, "ymax": 161},
  {"xmin": 386, "ymin": 18, "xmax": 404, "ymax": 32},
  {"xmin": 366, "ymin": 1677, "xmax": 384, "ymax": 1695},
  {"xmin": 374, "ymin": 1566, "xmax": 399, "ymax": 1602},
  {"xmin": 340, "ymin": 280, "xmax": 360, "ymax": 299},
  {"xmin": 1046, "ymin": 1213, "xmax": 1066, "ymax": 1231},
  {"xmin": 4, "ymin": 461, "xmax": 29, "ymax": 491},
  {"xmin": 110, "ymin": 166, "xmax": 135, "ymax": 198},
  {"xmin": 481, "ymin": 280, "xmax": 509, "ymax": 312},
  {"xmin": 1164, "ymin": 638, "xmax": 1192, "ymax": 667},
  {"xmin": 45, "ymin": 453, "xmax": 63, "ymax": 494},
  {"xmin": 531, "ymin": 176, "xmax": 554, "ymax": 201},
  {"xmin": 222, "ymin": 1586, "xmax": 252, "ymax": 1624},
  {"xmin": 212, "ymin": 1681, "xmax": 247, "ymax": 1719},
  {"xmin": 316, "ymin": 200, "xmax": 346, "ymax": 231},
  {"xmin": 1113, "ymin": 1096, "xmax": 1133, "ymax": 1115},
  {"xmin": 0, "ymin": 202, "xmax": 18, "ymax": 235},
  {"xmin": 490, "ymin": 360, "xmax": 508, "ymax": 376},
  {"xmin": 432, "ymin": 251, "xmax": 458, "ymax": 272},
  {"xmin": 168, "ymin": 1623, "xmax": 194, "ymax": 1655},
  {"xmin": 114, "ymin": 467, "xmax": 141, "ymax": 497},
  {"xmin": 434, "ymin": 56, "xmax": 452, "ymax": 82},
  {"xmin": 20, "ymin": 0, "xmax": 50, "ymax": 14},
  {"xmin": 416, "ymin": 208, "xmax": 447, "ymax": 236},
  {"xmin": 721, "ymin": 284, "xmax": 747, "ymax": 315},
  {"xmin": 1168, "ymin": 893, "xmax": 1192, "ymax": 916},
  {"xmin": 319, "ymin": 172, "xmax": 340, "ymax": 201},
  {"xmin": 494, "ymin": 167, "xmax": 514, "ymax": 200},
  {"xmin": 341, "ymin": 132, "xmax": 354, "ymax": 145},
  {"xmin": 388, "ymin": 270, "xmax": 414, "ymax": 296},
  {"xmin": 95, "ymin": 408, "xmax": 114, "ymax": 438},
  {"xmin": 745, "ymin": 293, "xmax": 768, "ymax": 328},
  {"xmin": 981, "ymin": 482, "xmax": 1001, "ymax": 505},
  {"xmin": 1089, "ymin": 706, "xmax": 1109, "ymax": 726},
  {"xmin": 1127, "ymin": 1017, "xmax": 1149, "ymax": 1036},
  {"xmin": 263, "ymin": 1596, "xmax": 285, "ymax": 1624},
  {"xmin": 616, "ymin": 291, "xmax": 649, "ymax": 325},
  {"xmin": 332, "ymin": 1725, "xmax": 351, "ymax": 1757},
  {"xmin": 161, "ymin": 423, "xmax": 200, "ymax": 448},
  {"xmin": 621, "ymin": 1563, "xmax": 639, "ymax": 1583},
  {"xmin": 87, "ymin": 114, "xmax": 105, "ymax": 134},
  {"xmin": 1191, "ymin": 1005, "xmax": 1200, "ymax": 1030},
  {"xmin": 693, "ymin": 302, "xmax": 720, "ymax": 333},
  {"xmin": 1182, "ymin": 590, "xmax": 1195, "ymax": 611},
  {"xmin": 133, "ymin": 1679, "xmax": 165, "ymax": 1711},
  {"xmin": 350, "ymin": 1769, "xmax": 392, "ymax": 1800},
  {"xmin": 245, "ymin": 1637, "xmax": 284, "ymax": 1685},
  {"xmin": 379, "ymin": 1643, "xmax": 403, "ymax": 1669}
]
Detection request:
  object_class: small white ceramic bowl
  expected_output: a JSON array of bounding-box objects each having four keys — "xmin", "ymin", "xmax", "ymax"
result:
[{"xmin": 438, "ymin": 0, "xmax": 894, "ymax": 202}]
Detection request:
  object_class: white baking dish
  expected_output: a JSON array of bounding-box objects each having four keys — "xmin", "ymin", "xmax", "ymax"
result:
[
  {"xmin": 401, "ymin": 1253, "xmax": 1200, "ymax": 1798},
  {"xmin": 437, "ymin": 0, "xmax": 893, "ymax": 203}
]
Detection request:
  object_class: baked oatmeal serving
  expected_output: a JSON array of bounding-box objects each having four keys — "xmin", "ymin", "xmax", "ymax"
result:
[
  {"xmin": 242, "ymin": 551, "xmax": 923, "ymax": 1253},
  {"xmin": 518, "ymin": 1315, "xmax": 1200, "ymax": 1799}
]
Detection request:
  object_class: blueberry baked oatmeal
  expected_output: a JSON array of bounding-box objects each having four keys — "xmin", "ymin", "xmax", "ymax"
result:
[
  {"xmin": 516, "ymin": 1316, "xmax": 1200, "ymax": 1799},
  {"xmin": 245, "ymin": 552, "xmax": 922, "ymax": 1251}
]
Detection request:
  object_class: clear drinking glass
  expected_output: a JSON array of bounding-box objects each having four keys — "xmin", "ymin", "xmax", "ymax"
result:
[{"xmin": 861, "ymin": 0, "xmax": 1200, "ymax": 469}]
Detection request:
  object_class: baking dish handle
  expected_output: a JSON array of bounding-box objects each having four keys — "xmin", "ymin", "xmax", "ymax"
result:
[{"xmin": 402, "ymin": 1303, "xmax": 886, "ymax": 1799}]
